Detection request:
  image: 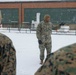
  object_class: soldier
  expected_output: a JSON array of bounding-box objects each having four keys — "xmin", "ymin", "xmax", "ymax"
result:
[
  {"xmin": 0, "ymin": 33, "xmax": 16, "ymax": 75},
  {"xmin": 35, "ymin": 43, "xmax": 76, "ymax": 75},
  {"xmin": 36, "ymin": 14, "xmax": 53, "ymax": 64}
]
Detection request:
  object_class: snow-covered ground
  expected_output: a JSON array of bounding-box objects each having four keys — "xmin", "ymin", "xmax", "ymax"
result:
[{"xmin": 0, "ymin": 29, "xmax": 76, "ymax": 75}]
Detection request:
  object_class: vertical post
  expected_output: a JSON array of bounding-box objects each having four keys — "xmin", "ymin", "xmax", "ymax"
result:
[
  {"xmin": 0, "ymin": 10, "xmax": 2, "ymax": 27},
  {"xmin": 19, "ymin": 2, "xmax": 22, "ymax": 32},
  {"xmin": 21, "ymin": 2, "xmax": 22, "ymax": 28},
  {"xmin": 75, "ymin": 26, "xmax": 76, "ymax": 35}
]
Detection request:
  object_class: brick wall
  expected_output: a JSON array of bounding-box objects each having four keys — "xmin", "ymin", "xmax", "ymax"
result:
[
  {"xmin": 0, "ymin": 1, "xmax": 76, "ymax": 25},
  {"xmin": 0, "ymin": 3, "xmax": 22, "ymax": 24},
  {"xmin": 23, "ymin": 2, "xmax": 76, "ymax": 8}
]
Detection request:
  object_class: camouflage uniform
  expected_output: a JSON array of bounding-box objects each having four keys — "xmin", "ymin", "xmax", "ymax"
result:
[
  {"xmin": 0, "ymin": 33, "xmax": 16, "ymax": 75},
  {"xmin": 36, "ymin": 21, "xmax": 52, "ymax": 61},
  {"xmin": 35, "ymin": 43, "xmax": 76, "ymax": 75}
]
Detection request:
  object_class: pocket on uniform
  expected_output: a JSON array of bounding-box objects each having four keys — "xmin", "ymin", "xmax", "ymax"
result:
[{"xmin": 41, "ymin": 35, "xmax": 45, "ymax": 43}]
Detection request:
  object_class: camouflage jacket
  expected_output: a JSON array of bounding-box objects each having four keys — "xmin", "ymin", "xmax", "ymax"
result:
[
  {"xmin": 35, "ymin": 43, "xmax": 76, "ymax": 75},
  {"xmin": 36, "ymin": 21, "xmax": 52, "ymax": 43},
  {"xmin": 0, "ymin": 33, "xmax": 16, "ymax": 75}
]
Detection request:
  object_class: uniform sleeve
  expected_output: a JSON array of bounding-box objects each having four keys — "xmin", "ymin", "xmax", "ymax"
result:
[
  {"xmin": 52, "ymin": 24, "xmax": 60, "ymax": 30},
  {"xmin": 35, "ymin": 43, "xmax": 76, "ymax": 75},
  {"xmin": 8, "ymin": 43, "xmax": 16, "ymax": 75},
  {"xmin": 2, "ymin": 42, "xmax": 16, "ymax": 75},
  {"xmin": 36, "ymin": 23, "xmax": 42, "ymax": 40}
]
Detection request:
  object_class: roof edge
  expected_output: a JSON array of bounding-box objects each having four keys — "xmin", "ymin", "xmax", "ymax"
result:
[{"xmin": 0, "ymin": 1, "xmax": 76, "ymax": 3}]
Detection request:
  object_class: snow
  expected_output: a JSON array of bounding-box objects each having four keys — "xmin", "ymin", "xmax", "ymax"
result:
[
  {"xmin": 0, "ymin": 0, "xmax": 61, "ymax": 2},
  {"xmin": 0, "ymin": 29, "xmax": 76, "ymax": 75},
  {"xmin": 0, "ymin": 0, "xmax": 75, "ymax": 2}
]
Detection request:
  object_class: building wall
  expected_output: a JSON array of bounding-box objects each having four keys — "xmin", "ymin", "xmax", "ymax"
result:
[
  {"xmin": 23, "ymin": 2, "xmax": 76, "ymax": 25},
  {"xmin": 22, "ymin": 2, "xmax": 76, "ymax": 8},
  {"xmin": 0, "ymin": 2, "xmax": 21, "ymax": 25},
  {"xmin": 0, "ymin": 1, "xmax": 76, "ymax": 26}
]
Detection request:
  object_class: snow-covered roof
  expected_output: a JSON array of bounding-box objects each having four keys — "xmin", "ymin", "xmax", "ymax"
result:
[
  {"xmin": 0, "ymin": 0, "xmax": 59, "ymax": 2},
  {"xmin": 0, "ymin": 0, "xmax": 76, "ymax": 2}
]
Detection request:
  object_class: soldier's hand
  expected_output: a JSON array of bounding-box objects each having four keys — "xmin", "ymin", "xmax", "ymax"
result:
[
  {"xmin": 38, "ymin": 40, "xmax": 43, "ymax": 44},
  {"xmin": 59, "ymin": 22, "xmax": 65, "ymax": 26}
]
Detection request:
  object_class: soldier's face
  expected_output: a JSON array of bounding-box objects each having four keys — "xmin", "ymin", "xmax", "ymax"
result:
[
  {"xmin": 45, "ymin": 17, "xmax": 50, "ymax": 22},
  {"xmin": 47, "ymin": 17, "xmax": 50, "ymax": 22}
]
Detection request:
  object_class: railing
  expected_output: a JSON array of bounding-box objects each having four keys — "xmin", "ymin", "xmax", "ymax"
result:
[
  {"xmin": 0, "ymin": 23, "xmax": 76, "ymax": 35},
  {"xmin": 0, "ymin": 27, "xmax": 76, "ymax": 35}
]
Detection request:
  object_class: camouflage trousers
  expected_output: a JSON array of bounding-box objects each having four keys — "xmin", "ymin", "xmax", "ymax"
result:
[{"xmin": 39, "ymin": 42, "xmax": 51, "ymax": 61}]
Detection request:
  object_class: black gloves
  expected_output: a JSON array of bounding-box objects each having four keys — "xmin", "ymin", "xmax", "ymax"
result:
[
  {"xmin": 59, "ymin": 22, "xmax": 65, "ymax": 26},
  {"xmin": 38, "ymin": 40, "xmax": 43, "ymax": 44},
  {"xmin": 0, "ymin": 65, "xmax": 3, "ymax": 74}
]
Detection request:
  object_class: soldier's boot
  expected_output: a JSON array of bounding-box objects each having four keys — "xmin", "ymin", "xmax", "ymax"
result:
[{"xmin": 40, "ymin": 60, "xmax": 43, "ymax": 65}]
